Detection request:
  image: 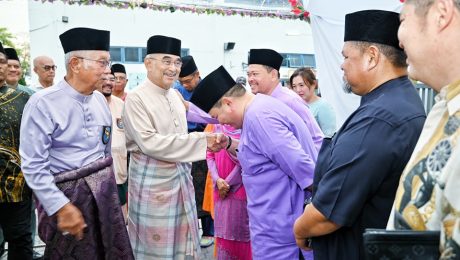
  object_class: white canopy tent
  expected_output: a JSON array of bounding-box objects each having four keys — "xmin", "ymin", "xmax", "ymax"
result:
[{"xmin": 305, "ymin": 0, "xmax": 403, "ymax": 127}]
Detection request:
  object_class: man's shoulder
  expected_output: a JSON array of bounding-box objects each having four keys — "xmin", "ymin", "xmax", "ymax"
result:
[
  {"xmin": 249, "ymin": 94, "xmax": 294, "ymax": 118},
  {"xmin": 111, "ymin": 95, "xmax": 124, "ymax": 103},
  {"xmin": 1, "ymin": 86, "xmax": 29, "ymax": 104},
  {"xmin": 368, "ymin": 89, "xmax": 425, "ymax": 124},
  {"xmin": 173, "ymin": 82, "xmax": 185, "ymax": 91},
  {"xmin": 17, "ymin": 84, "xmax": 35, "ymax": 95},
  {"xmin": 111, "ymin": 95, "xmax": 125, "ymax": 107},
  {"xmin": 127, "ymin": 80, "xmax": 148, "ymax": 96}
]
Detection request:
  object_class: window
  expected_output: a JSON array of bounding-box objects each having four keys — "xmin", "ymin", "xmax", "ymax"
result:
[
  {"xmin": 125, "ymin": 47, "xmax": 140, "ymax": 62},
  {"xmin": 141, "ymin": 48, "xmax": 147, "ymax": 60},
  {"xmin": 110, "ymin": 47, "xmax": 122, "ymax": 62},
  {"xmin": 280, "ymin": 53, "xmax": 316, "ymax": 68}
]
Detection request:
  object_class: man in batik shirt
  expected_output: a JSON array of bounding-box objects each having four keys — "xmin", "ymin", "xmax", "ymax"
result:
[
  {"xmin": 388, "ymin": 0, "xmax": 460, "ymax": 258},
  {"xmin": 0, "ymin": 41, "xmax": 33, "ymax": 259}
]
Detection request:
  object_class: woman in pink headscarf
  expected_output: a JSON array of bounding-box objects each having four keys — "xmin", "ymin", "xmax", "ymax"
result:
[{"xmin": 207, "ymin": 124, "xmax": 251, "ymax": 260}]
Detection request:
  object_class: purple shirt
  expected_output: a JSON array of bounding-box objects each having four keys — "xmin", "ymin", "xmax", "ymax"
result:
[
  {"xmin": 271, "ymin": 83, "xmax": 324, "ymax": 151},
  {"xmin": 238, "ymin": 94, "xmax": 316, "ymax": 259},
  {"xmin": 20, "ymin": 79, "xmax": 112, "ymax": 215}
]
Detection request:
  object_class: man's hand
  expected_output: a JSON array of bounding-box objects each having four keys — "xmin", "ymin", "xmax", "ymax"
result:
[
  {"xmin": 294, "ymin": 217, "xmax": 313, "ymax": 251},
  {"xmin": 293, "ymin": 203, "xmax": 341, "ymax": 251},
  {"xmin": 216, "ymin": 178, "xmax": 230, "ymax": 199},
  {"xmin": 295, "ymin": 236, "xmax": 312, "ymax": 251},
  {"xmin": 56, "ymin": 203, "xmax": 86, "ymax": 240},
  {"xmin": 206, "ymin": 133, "xmax": 228, "ymax": 152}
]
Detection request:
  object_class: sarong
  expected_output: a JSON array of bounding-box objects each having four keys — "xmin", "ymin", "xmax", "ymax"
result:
[{"xmin": 36, "ymin": 157, "xmax": 134, "ymax": 259}]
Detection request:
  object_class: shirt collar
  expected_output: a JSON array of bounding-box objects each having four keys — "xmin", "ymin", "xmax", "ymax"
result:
[
  {"xmin": 146, "ymin": 78, "xmax": 169, "ymax": 95},
  {"xmin": 438, "ymin": 79, "xmax": 460, "ymax": 116},
  {"xmin": 62, "ymin": 78, "xmax": 93, "ymax": 103},
  {"xmin": 360, "ymin": 76, "xmax": 408, "ymax": 105},
  {"xmin": 270, "ymin": 83, "xmax": 283, "ymax": 96}
]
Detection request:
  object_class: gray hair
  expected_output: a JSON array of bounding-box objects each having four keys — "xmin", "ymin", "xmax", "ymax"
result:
[
  {"xmin": 144, "ymin": 53, "xmax": 156, "ymax": 61},
  {"xmin": 64, "ymin": 50, "xmax": 93, "ymax": 71}
]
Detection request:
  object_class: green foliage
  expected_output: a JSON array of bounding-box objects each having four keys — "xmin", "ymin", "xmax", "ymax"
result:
[{"xmin": 0, "ymin": 27, "xmax": 15, "ymax": 47}]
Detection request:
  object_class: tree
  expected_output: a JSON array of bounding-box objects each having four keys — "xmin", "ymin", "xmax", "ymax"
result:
[{"xmin": 0, "ymin": 27, "xmax": 15, "ymax": 48}]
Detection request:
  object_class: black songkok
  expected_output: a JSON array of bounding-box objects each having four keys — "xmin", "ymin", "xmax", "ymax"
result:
[
  {"xmin": 111, "ymin": 63, "xmax": 126, "ymax": 74},
  {"xmin": 190, "ymin": 66, "xmax": 236, "ymax": 113},
  {"xmin": 147, "ymin": 35, "xmax": 181, "ymax": 56},
  {"xmin": 248, "ymin": 49, "xmax": 283, "ymax": 71},
  {"xmin": 344, "ymin": 10, "xmax": 402, "ymax": 50},
  {"xmin": 179, "ymin": 55, "xmax": 198, "ymax": 78},
  {"xmin": 59, "ymin": 27, "xmax": 110, "ymax": 54},
  {"xmin": 5, "ymin": 48, "xmax": 19, "ymax": 61}
]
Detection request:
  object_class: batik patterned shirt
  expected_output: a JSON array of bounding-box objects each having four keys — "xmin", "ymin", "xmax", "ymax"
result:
[
  {"xmin": 0, "ymin": 85, "xmax": 30, "ymax": 202},
  {"xmin": 391, "ymin": 80, "xmax": 460, "ymax": 259}
]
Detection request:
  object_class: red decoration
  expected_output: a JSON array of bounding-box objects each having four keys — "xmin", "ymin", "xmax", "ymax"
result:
[{"xmin": 289, "ymin": 0, "xmax": 309, "ymax": 20}]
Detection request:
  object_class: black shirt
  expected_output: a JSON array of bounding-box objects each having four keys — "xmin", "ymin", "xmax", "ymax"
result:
[{"xmin": 311, "ymin": 77, "xmax": 426, "ymax": 259}]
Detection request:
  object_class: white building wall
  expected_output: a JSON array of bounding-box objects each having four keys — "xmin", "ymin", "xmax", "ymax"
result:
[{"xmin": 28, "ymin": 0, "xmax": 314, "ymax": 90}]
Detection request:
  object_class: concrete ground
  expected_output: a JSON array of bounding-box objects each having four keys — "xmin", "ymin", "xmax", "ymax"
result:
[{"xmin": 1, "ymin": 225, "xmax": 215, "ymax": 260}]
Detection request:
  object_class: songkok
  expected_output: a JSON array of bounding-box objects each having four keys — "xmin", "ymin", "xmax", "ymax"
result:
[
  {"xmin": 5, "ymin": 48, "xmax": 19, "ymax": 61},
  {"xmin": 111, "ymin": 63, "xmax": 126, "ymax": 74},
  {"xmin": 248, "ymin": 49, "xmax": 283, "ymax": 71},
  {"xmin": 59, "ymin": 27, "xmax": 110, "ymax": 54},
  {"xmin": 0, "ymin": 42, "xmax": 5, "ymax": 55},
  {"xmin": 190, "ymin": 66, "xmax": 236, "ymax": 113},
  {"xmin": 147, "ymin": 35, "xmax": 181, "ymax": 56},
  {"xmin": 344, "ymin": 10, "xmax": 402, "ymax": 50},
  {"xmin": 179, "ymin": 55, "xmax": 198, "ymax": 78}
]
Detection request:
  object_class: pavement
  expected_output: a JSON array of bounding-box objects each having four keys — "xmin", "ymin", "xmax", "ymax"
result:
[{"xmin": 1, "ymin": 223, "xmax": 215, "ymax": 260}]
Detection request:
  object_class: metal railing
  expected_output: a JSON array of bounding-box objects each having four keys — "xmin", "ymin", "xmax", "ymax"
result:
[{"xmin": 415, "ymin": 83, "xmax": 436, "ymax": 114}]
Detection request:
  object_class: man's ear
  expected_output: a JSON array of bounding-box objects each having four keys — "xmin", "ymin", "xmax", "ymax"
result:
[
  {"xmin": 144, "ymin": 58, "xmax": 152, "ymax": 72},
  {"xmin": 270, "ymin": 69, "xmax": 278, "ymax": 80},
  {"xmin": 222, "ymin": 96, "xmax": 232, "ymax": 106},
  {"xmin": 436, "ymin": 0, "xmax": 455, "ymax": 31},
  {"xmin": 366, "ymin": 45, "xmax": 380, "ymax": 70},
  {"xmin": 68, "ymin": 57, "xmax": 81, "ymax": 73}
]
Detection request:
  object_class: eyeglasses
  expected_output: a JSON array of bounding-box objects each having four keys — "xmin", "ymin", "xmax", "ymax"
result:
[
  {"xmin": 42, "ymin": 65, "xmax": 57, "ymax": 71},
  {"xmin": 148, "ymin": 57, "xmax": 182, "ymax": 68},
  {"xmin": 179, "ymin": 73, "xmax": 198, "ymax": 85},
  {"xmin": 75, "ymin": 57, "xmax": 111, "ymax": 68}
]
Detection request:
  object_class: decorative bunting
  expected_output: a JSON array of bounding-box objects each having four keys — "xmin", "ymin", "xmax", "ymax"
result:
[{"xmin": 37, "ymin": 0, "xmax": 310, "ymax": 21}]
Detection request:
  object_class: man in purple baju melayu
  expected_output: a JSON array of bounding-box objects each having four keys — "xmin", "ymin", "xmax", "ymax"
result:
[
  {"xmin": 247, "ymin": 48, "xmax": 324, "ymax": 152},
  {"xmin": 19, "ymin": 27, "xmax": 134, "ymax": 259},
  {"xmin": 191, "ymin": 66, "xmax": 317, "ymax": 260}
]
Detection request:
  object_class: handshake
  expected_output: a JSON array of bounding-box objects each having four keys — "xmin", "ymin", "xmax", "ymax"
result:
[{"xmin": 206, "ymin": 133, "xmax": 230, "ymax": 152}]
